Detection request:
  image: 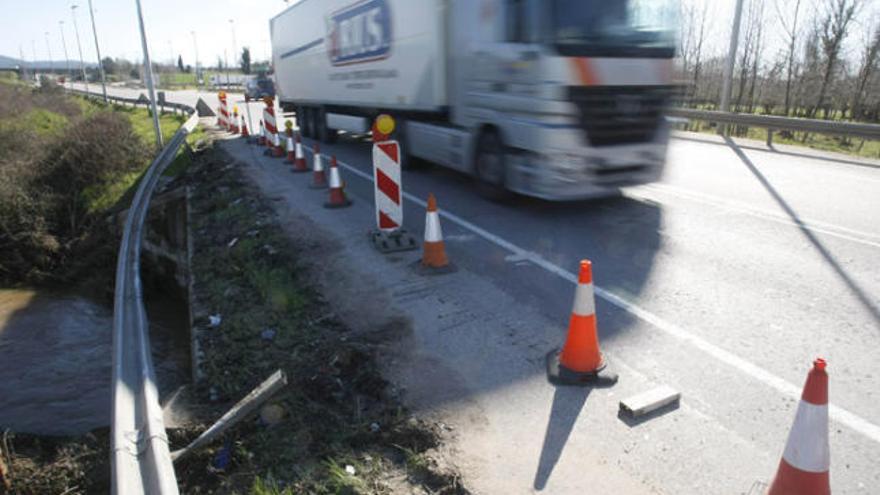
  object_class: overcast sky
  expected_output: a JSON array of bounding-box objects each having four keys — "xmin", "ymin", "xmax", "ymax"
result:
[{"xmin": 0, "ymin": 0, "xmax": 877, "ymax": 68}]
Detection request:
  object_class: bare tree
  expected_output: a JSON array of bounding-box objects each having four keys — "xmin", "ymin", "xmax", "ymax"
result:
[
  {"xmin": 850, "ymin": 22, "xmax": 880, "ymax": 120},
  {"xmin": 776, "ymin": 0, "xmax": 804, "ymax": 115},
  {"xmin": 811, "ymin": 0, "xmax": 861, "ymax": 118},
  {"xmin": 679, "ymin": 0, "xmax": 711, "ymax": 102}
]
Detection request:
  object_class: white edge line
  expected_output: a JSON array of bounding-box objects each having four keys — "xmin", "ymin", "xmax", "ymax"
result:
[{"xmin": 327, "ymin": 155, "xmax": 880, "ymax": 445}]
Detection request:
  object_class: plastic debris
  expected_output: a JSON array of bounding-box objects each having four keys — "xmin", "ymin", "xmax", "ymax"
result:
[
  {"xmin": 211, "ymin": 440, "xmax": 232, "ymax": 471},
  {"xmin": 227, "ymin": 237, "xmax": 239, "ymax": 248},
  {"xmin": 370, "ymin": 422, "xmax": 380, "ymax": 433},
  {"xmin": 345, "ymin": 465, "xmax": 356, "ymax": 475},
  {"xmin": 261, "ymin": 328, "xmax": 277, "ymax": 341},
  {"xmin": 209, "ymin": 314, "xmax": 222, "ymax": 327}
]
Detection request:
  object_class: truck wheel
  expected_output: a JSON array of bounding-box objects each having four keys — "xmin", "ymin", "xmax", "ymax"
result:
[
  {"xmin": 474, "ymin": 130, "xmax": 512, "ymax": 201},
  {"xmin": 316, "ymin": 108, "xmax": 337, "ymax": 143}
]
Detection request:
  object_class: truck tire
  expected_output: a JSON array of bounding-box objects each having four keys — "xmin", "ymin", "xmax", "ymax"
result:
[
  {"xmin": 316, "ymin": 108, "xmax": 338, "ymax": 143},
  {"xmin": 474, "ymin": 130, "xmax": 512, "ymax": 201}
]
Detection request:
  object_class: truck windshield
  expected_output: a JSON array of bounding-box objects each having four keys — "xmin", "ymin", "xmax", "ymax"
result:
[{"xmin": 546, "ymin": 0, "xmax": 678, "ymax": 57}]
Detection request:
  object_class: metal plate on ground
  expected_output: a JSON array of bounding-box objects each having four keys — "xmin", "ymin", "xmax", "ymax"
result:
[
  {"xmin": 619, "ymin": 385, "xmax": 680, "ymax": 418},
  {"xmin": 370, "ymin": 229, "xmax": 418, "ymax": 253}
]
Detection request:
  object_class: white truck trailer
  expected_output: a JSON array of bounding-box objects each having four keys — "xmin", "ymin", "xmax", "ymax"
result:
[{"xmin": 270, "ymin": 0, "xmax": 678, "ymax": 200}]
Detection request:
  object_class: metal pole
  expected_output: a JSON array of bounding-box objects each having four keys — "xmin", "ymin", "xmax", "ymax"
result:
[
  {"xmin": 86, "ymin": 0, "xmax": 108, "ymax": 102},
  {"xmin": 720, "ymin": 0, "xmax": 745, "ymax": 114},
  {"xmin": 19, "ymin": 45, "xmax": 28, "ymax": 81},
  {"xmin": 135, "ymin": 0, "xmax": 163, "ymax": 148},
  {"xmin": 230, "ymin": 19, "xmax": 237, "ymax": 76},
  {"xmin": 191, "ymin": 31, "xmax": 199, "ymax": 87},
  {"xmin": 31, "ymin": 40, "xmax": 38, "ymax": 77},
  {"xmin": 59, "ymin": 21, "xmax": 72, "ymax": 79},
  {"xmin": 71, "ymin": 4, "xmax": 90, "ymax": 95},
  {"xmin": 44, "ymin": 32, "xmax": 53, "ymax": 74},
  {"xmin": 224, "ymin": 48, "xmax": 230, "ymax": 87}
]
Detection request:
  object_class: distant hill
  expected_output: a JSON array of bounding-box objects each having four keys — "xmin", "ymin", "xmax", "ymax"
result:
[{"xmin": 0, "ymin": 54, "xmax": 96, "ymax": 71}]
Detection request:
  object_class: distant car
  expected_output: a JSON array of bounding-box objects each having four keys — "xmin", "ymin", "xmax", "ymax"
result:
[{"xmin": 245, "ymin": 78, "xmax": 275, "ymax": 99}]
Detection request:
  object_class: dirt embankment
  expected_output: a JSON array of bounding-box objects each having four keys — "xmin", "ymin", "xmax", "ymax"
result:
[{"xmin": 1, "ymin": 141, "xmax": 467, "ymax": 495}]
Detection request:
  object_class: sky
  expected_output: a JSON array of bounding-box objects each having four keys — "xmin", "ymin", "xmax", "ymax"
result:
[
  {"xmin": 0, "ymin": 0, "xmax": 877, "ymax": 69},
  {"xmin": 0, "ymin": 0, "xmax": 299, "ymax": 66}
]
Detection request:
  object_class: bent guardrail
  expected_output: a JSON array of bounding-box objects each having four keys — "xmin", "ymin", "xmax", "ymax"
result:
[
  {"xmin": 668, "ymin": 107, "xmax": 880, "ymax": 144},
  {"xmin": 70, "ymin": 85, "xmax": 198, "ymax": 494}
]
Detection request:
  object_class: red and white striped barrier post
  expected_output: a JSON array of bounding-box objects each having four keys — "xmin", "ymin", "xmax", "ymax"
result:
[
  {"xmin": 231, "ymin": 106, "xmax": 240, "ymax": 134},
  {"xmin": 262, "ymin": 97, "xmax": 276, "ymax": 152},
  {"xmin": 243, "ymin": 93, "xmax": 256, "ymax": 143},
  {"xmin": 369, "ymin": 114, "xmax": 417, "ymax": 252}
]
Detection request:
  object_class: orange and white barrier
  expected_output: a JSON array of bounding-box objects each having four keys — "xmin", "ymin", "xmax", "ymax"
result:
[
  {"xmin": 546, "ymin": 260, "xmax": 617, "ymax": 386},
  {"xmin": 324, "ymin": 156, "xmax": 351, "ymax": 208},
  {"xmin": 218, "ymin": 93, "xmax": 230, "ymax": 131},
  {"xmin": 371, "ymin": 115, "xmax": 403, "ymax": 231},
  {"xmin": 231, "ymin": 106, "xmax": 240, "ymax": 134},
  {"xmin": 262, "ymin": 100, "xmax": 277, "ymax": 151},
  {"xmin": 767, "ymin": 359, "xmax": 830, "ymax": 495},
  {"xmin": 258, "ymin": 120, "xmax": 266, "ymax": 145},
  {"xmin": 309, "ymin": 143, "xmax": 327, "ymax": 188},
  {"xmin": 421, "ymin": 194, "xmax": 448, "ymax": 268}
]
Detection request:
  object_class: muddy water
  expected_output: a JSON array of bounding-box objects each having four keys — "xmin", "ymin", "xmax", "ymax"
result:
[{"xmin": 0, "ymin": 289, "xmax": 189, "ymax": 435}]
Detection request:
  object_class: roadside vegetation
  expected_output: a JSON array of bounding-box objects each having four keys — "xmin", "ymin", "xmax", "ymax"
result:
[{"xmin": 0, "ymin": 77, "xmax": 193, "ymax": 288}]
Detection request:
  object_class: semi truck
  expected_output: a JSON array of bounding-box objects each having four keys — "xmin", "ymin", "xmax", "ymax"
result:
[{"xmin": 270, "ymin": 0, "xmax": 679, "ymax": 200}]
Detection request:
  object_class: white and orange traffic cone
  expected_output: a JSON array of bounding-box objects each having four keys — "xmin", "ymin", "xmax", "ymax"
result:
[
  {"xmin": 272, "ymin": 131, "xmax": 284, "ymax": 158},
  {"xmin": 767, "ymin": 359, "xmax": 830, "ymax": 495},
  {"xmin": 292, "ymin": 133, "xmax": 308, "ymax": 172},
  {"xmin": 241, "ymin": 119, "xmax": 250, "ymax": 138},
  {"xmin": 324, "ymin": 156, "xmax": 351, "ymax": 208},
  {"xmin": 547, "ymin": 260, "xmax": 618, "ymax": 386},
  {"xmin": 421, "ymin": 194, "xmax": 449, "ymax": 269},
  {"xmin": 258, "ymin": 120, "xmax": 266, "ymax": 145},
  {"xmin": 285, "ymin": 134, "xmax": 296, "ymax": 164},
  {"xmin": 309, "ymin": 143, "xmax": 327, "ymax": 188}
]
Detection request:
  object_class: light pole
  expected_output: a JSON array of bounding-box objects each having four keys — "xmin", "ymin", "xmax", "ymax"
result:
[
  {"xmin": 44, "ymin": 32, "xmax": 53, "ymax": 74},
  {"xmin": 720, "ymin": 0, "xmax": 745, "ymax": 115},
  {"xmin": 229, "ymin": 19, "xmax": 238, "ymax": 75},
  {"xmin": 19, "ymin": 44, "xmax": 28, "ymax": 81},
  {"xmin": 31, "ymin": 40, "xmax": 38, "ymax": 77},
  {"xmin": 86, "ymin": 0, "xmax": 108, "ymax": 102},
  {"xmin": 224, "ymin": 48, "xmax": 230, "ymax": 87},
  {"xmin": 135, "ymin": 0, "xmax": 163, "ymax": 147},
  {"xmin": 70, "ymin": 4, "xmax": 90, "ymax": 94},
  {"xmin": 59, "ymin": 21, "xmax": 72, "ymax": 80},
  {"xmin": 191, "ymin": 31, "xmax": 200, "ymax": 86}
]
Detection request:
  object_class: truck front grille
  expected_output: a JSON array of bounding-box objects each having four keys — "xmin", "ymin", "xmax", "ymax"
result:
[{"xmin": 568, "ymin": 86, "xmax": 672, "ymax": 147}]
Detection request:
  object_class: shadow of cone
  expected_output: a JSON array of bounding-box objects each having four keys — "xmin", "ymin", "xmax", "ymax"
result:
[
  {"xmin": 547, "ymin": 260, "xmax": 618, "ymax": 386},
  {"xmin": 767, "ymin": 359, "xmax": 830, "ymax": 495},
  {"xmin": 324, "ymin": 156, "xmax": 352, "ymax": 208}
]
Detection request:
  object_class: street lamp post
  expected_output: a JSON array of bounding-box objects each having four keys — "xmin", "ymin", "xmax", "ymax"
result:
[
  {"xmin": 31, "ymin": 40, "xmax": 38, "ymax": 77},
  {"xmin": 44, "ymin": 32, "xmax": 53, "ymax": 74},
  {"xmin": 720, "ymin": 0, "xmax": 745, "ymax": 116},
  {"xmin": 191, "ymin": 31, "xmax": 200, "ymax": 87},
  {"xmin": 70, "ymin": 4, "xmax": 90, "ymax": 94},
  {"xmin": 59, "ymin": 21, "xmax": 72, "ymax": 80},
  {"xmin": 134, "ymin": 0, "xmax": 163, "ymax": 147},
  {"xmin": 229, "ymin": 19, "xmax": 238, "ymax": 75},
  {"xmin": 86, "ymin": 0, "xmax": 108, "ymax": 102}
]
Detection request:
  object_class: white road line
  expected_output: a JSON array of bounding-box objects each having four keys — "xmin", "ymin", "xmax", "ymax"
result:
[
  {"xmin": 633, "ymin": 183, "xmax": 880, "ymax": 248},
  {"xmin": 330, "ymin": 155, "xmax": 880, "ymax": 445}
]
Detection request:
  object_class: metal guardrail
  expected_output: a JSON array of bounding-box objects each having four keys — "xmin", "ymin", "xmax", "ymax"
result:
[
  {"xmin": 73, "ymin": 86, "xmax": 198, "ymax": 494},
  {"xmin": 668, "ymin": 107, "xmax": 880, "ymax": 143}
]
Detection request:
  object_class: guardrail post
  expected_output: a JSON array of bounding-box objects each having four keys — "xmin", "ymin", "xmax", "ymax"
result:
[{"xmin": 767, "ymin": 128, "xmax": 773, "ymax": 147}]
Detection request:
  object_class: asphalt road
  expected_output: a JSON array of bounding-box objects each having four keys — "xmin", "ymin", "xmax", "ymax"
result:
[{"xmin": 72, "ymin": 83, "xmax": 880, "ymax": 493}]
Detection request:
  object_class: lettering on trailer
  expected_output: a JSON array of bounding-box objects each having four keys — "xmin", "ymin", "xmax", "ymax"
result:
[{"xmin": 326, "ymin": 0, "xmax": 392, "ymax": 66}]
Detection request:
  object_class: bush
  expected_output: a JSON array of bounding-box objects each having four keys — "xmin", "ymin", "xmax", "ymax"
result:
[{"xmin": 0, "ymin": 86, "xmax": 150, "ymax": 285}]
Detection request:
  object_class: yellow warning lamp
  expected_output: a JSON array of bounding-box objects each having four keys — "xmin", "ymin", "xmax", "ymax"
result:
[
  {"xmin": 233, "ymin": 105, "xmax": 239, "ymax": 114},
  {"xmin": 218, "ymin": 90, "xmax": 227, "ymax": 99},
  {"xmin": 285, "ymin": 120, "xmax": 293, "ymax": 130},
  {"xmin": 375, "ymin": 114, "xmax": 395, "ymax": 136}
]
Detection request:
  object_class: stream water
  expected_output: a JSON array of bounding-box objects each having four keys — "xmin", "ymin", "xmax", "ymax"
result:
[{"xmin": 0, "ymin": 288, "xmax": 189, "ymax": 435}]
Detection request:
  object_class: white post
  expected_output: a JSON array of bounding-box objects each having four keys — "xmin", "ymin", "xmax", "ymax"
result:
[
  {"xmin": 70, "ymin": 4, "xmax": 90, "ymax": 95},
  {"xmin": 720, "ymin": 0, "xmax": 745, "ymax": 114}
]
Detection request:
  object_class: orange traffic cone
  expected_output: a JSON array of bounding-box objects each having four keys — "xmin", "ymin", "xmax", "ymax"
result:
[
  {"xmin": 285, "ymin": 134, "xmax": 296, "ymax": 164},
  {"xmin": 241, "ymin": 120, "xmax": 250, "ymax": 138},
  {"xmin": 258, "ymin": 120, "xmax": 266, "ymax": 145},
  {"xmin": 324, "ymin": 156, "xmax": 351, "ymax": 208},
  {"xmin": 292, "ymin": 133, "xmax": 308, "ymax": 172},
  {"xmin": 272, "ymin": 131, "xmax": 284, "ymax": 158},
  {"xmin": 421, "ymin": 194, "xmax": 449, "ymax": 268},
  {"xmin": 767, "ymin": 359, "xmax": 830, "ymax": 495},
  {"xmin": 309, "ymin": 143, "xmax": 327, "ymax": 188},
  {"xmin": 547, "ymin": 260, "xmax": 617, "ymax": 386},
  {"xmin": 231, "ymin": 109, "xmax": 240, "ymax": 134}
]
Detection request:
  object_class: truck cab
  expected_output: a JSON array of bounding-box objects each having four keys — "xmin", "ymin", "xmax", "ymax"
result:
[{"xmin": 438, "ymin": 0, "xmax": 679, "ymax": 200}]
